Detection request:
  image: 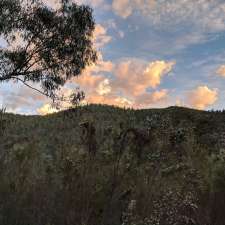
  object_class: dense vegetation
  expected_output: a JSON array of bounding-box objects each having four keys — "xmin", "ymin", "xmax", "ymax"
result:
[
  {"xmin": 0, "ymin": 104, "xmax": 225, "ymax": 225},
  {"xmin": 0, "ymin": 0, "xmax": 96, "ymax": 102}
]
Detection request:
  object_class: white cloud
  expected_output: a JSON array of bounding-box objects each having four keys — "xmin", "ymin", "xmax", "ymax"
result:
[
  {"xmin": 96, "ymin": 79, "xmax": 111, "ymax": 95},
  {"xmin": 118, "ymin": 30, "xmax": 125, "ymax": 38},
  {"xmin": 42, "ymin": 0, "xmax": 110, "ymax": 10},
  {"xmin": 37, "ymin": 103, "xmax": 58, "ymax": 115},
  {"xmin": 115, "ymin": 96, "xmax": 133, "ymax": 106},
  {"xmin": 111, "ymin": 0, "xmax": 225, "ymax": 33},
  {"xmin": 112, "ymin": 0, "xmax": 156, "ymax": 19},
  {"xmin": 1, "ymin": 83, "xmax": 46, "ymax": 111},
  {"xmin": 111, "ymin": 0, "xmax": 225, "ymax": 51}
]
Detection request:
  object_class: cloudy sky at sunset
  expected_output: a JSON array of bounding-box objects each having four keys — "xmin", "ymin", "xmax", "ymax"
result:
[{"xmin": 2, "ymin": 0, "xmax": 225, "ymax": 114}]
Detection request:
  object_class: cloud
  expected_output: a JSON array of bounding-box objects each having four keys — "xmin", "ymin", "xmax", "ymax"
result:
[
  {"xmin": 7, "ymin": 51, "xmax": 114, "ymax": 115},
  {"xmin": 112, "ymin": 59, "xmax": 175, "ymax": 97},
  {"xmin": 76, "ymin": 0, "xmax": 110, "ymax": 10},
  {"xmin": 96, "ymin": 79, "xmax": 111, "ymax": 95},
  {"xmin": 93, "ymin": 24, "xmax": 112, "ymax": 48},
  {"xmin": 133, "ymin": 89, "xmax": 168, "ymax": 108},
  {"xmin": 111, "ymin": 0, "xmax": 225, "ymax": 33},
  {"xmin": 42, "ymin": 0, "xmax": 61, "ymax": 9},
  {"xmin": 104, "ymin": 19, "xmax": 125, "ymax": 39},
  {"xmin": 115, "ymin": 96, "xmax": 133, "ymax": 106},
  {"xmin": 70, "ymin": 58, "xmax": 174, "ymax": 109},
  {"xmin": 84, "ymin": 93, "xmax": 134, "ymax": 107},
  {"xmin": 73, "ymin": 52, "xmax": 114, "ymax": 91},
  {"xmin": 112, "ymin": 0, "xmax": 156, "ymax": 19},
  {"xmin": 1, "ymin": 34, "xmax": 175, "ymax": 114},
  {"xmin": 173, "ymin": 32, "xmax": 209, "ymax": 51},
  {"xmin": 47, "ymin": 57, "xmax": 174, "ymax": 112},
  {"xmin": 2, "ymin": 91, "xmax": 32, "ymax": 111},
  {"xmin": 112, "ymin": 0, "xmax": 133, "ymax": 18},
  {"xmin": 42, "ymin": 0, "xmax": 110, "ymax": 10},
  {"xmin": 143, "ymin": 61, "xmax": 175, "ymax": 88},
  {"xmin": 111, "ymin": 0, "xmax": 225, "ymax": 51},
  {"xmin": 187, "ymin": 86, "xmax": 218, "ymax": 110},
  {"xmin": 1, "ymin": 83, "xmax": 46, "ymax": 111},
  {"xmin": 90, "ymin": 52, "xmax": 114, "ymax": 73},
  {"xmin": 118, "ymin": 30, "xmax": 125, "ymax": 38},
  {"xmin": 79, "ymin": 0, "xmax": 104, "ymax": 7},
  {"xmin": 216, "ymin": 65, "xmax": 225, "ymax": 77},
  {"xmin": 0, "ymin": 55, "xmax": 112, "ymax": 114},
  {"xmin": 75, "ymin": 72, "xmax": 105, "ymax": 90},
  {"xmin": 175, "ymin": 98, "xmax": 185, "ymax": 107},
  {"xmin": 37, "ymin": 103, "xmax": 58, "ymax": 115}
]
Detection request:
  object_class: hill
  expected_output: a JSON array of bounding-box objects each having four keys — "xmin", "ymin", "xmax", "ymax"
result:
[{"xmin": 0, "ymin": 104, "xmax": 225, "ymax": 225}]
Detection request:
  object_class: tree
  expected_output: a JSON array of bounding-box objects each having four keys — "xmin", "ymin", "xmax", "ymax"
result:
[{"xmin": 0, "ymin": 0, "xmax": 97, "ymax": 103}]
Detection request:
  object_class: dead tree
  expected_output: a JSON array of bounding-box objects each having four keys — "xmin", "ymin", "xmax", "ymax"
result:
[
  {"xmin": 0, "ymin": 108, "xmax": 6, "ymax": 136},
  {"xmin": 79, "ymin": 121, "xmax": 97, "ymax": 156}
]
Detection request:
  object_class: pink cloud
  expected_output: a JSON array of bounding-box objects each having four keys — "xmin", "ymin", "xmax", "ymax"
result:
[
  {"xmin": 70, "ymin": 58, "xmax": 174, "ymax": 109},
  {"xmin": 133, "ymin": 89, "xmax": 168, "ymax": 108},
  {"xmin": 112, "ymin": 59, "xmax": 175, "ymax": 97},
  {"xmin": 216, "ymin": 65, "xmax": 225, "ymax": 77},
  {"xmin": 93, "ymin": 24, "xmax": 112, "ymax": 48},
  {"xmin": 187, "ymin": 86, "xmax": 218, "ymax": 110}
]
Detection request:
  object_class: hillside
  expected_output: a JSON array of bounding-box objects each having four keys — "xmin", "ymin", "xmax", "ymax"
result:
[{"xmin": 0, "ymin": 104, "xmax": 225, "ymax": 225}]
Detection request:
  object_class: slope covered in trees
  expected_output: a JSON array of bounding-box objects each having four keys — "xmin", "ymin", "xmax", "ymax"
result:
[{"xmin": 0, "ymin": 105, "xmax": 225, "ymax": 225}]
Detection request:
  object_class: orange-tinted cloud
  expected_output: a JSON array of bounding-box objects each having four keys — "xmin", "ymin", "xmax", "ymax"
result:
[
  {"xmin": 112, "ymin": 0, "xmax": 133, "ymax": 18},
  {"xmin": 112, "ymin": 59, "xmax": 175, "ymax": 97},
  {"xmin": 73, "ymin": 59, "xmax": 174, "ymax": 109},
  {"xmin": 112, "ymin": 0, "xmax": 156, "ymax": 19},
  {"xmin": 72, "ymin": 52, "xmax": 114, "ymax": 92},
  {"xmin": 187, "ymin": 86, "xmax": 218, "ymax": 110},
  {"xmin": 84, "ymin": 93, "xmax": 133, "ymax": 107},
  {"xmin": 216, "ymin": 65, "xmax": 225, "ymax": 77},
  {"xmin": 93, "ymin": 24, "xmax": 112, "ymax": 48},
  {"xmin": 87, "ymin": 52, "xmax": 114, "ymax": 74},
  {"xmin": 36, "ymin": 56, "xmax": 175, "ymax": 114},
  {"xmin": 133, "ymin": 89, "xmax": 168, "ymax": 108},
  {"xmin": 143, "ymin": 61, "xmax": 175, "ymax": 88},
  {"xmin": 74, "ymin": 73, "xmax": 104, "ymax": 90}
]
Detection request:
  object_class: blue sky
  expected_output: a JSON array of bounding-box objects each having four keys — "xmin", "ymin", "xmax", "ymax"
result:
[{"xmin": 1, "ymin": 0, "xmax": 225, "ymax": 114}]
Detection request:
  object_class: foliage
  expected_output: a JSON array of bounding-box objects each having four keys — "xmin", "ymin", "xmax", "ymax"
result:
[
  {"xmin": 0, "ymin": 0, "xmax": 97, "ymax": 102},
  {"xmin": 0, "ymin": 105, "xmax": 225, "ymax": 225}
]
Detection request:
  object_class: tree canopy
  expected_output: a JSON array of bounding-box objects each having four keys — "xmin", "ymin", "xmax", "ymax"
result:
[{"xmin": 0, "ymin": 0, "xmax": 97, "ymax": 103}]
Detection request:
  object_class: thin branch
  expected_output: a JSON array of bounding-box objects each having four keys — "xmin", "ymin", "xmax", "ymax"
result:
[
  {"xmin": 11, "ymin": 76, "xmax": 50, "ymax": 97},
  {"xmin": 11, "ymin": 76, "xmax": 74, "ymax": 104}
]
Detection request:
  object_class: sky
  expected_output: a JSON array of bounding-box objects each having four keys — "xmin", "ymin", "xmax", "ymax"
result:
[{"xmin": 2, "ymin": 0, "xmax": 225, "ymax": 114}]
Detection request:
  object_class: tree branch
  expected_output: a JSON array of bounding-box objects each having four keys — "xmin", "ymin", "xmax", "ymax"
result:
[
  {"xmin": 11, "ymin": 76, "xmax": 74, "ymax": 104},
  {"xmin": 11, "ymin": 76, "xmax": 51, "ymax": 98}
]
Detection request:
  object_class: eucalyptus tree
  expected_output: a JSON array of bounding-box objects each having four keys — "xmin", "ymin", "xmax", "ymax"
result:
[{"xmin": 0, "ymin": 0, "xmax": 97, "ymax": 103}]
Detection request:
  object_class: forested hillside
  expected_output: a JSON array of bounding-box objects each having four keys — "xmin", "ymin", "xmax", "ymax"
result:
[{"xmin": 0, "ymin": 105, "xmax": 225, "ymax": 225}]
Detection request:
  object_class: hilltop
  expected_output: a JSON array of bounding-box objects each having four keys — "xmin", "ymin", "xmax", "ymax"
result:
[{"xmin": 0, "ymin": 104, "xmax": 225, "ymax": 225}]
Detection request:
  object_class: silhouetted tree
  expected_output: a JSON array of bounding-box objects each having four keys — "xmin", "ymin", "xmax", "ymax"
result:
[{"xmin": 0, "ymin": 0, "xmax": 97, "ymax": 103}]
